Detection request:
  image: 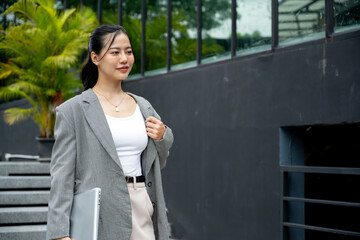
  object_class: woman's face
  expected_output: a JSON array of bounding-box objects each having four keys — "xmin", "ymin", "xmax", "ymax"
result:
[{"xmin": 92, "ymin": 32, "xmax": 134, "ymax": 82}]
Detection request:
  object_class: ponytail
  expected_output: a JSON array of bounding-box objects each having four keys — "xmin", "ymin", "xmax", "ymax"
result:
[{"xmin": 81, "ymin": 56, "xmax": 98, "ymax": 91}]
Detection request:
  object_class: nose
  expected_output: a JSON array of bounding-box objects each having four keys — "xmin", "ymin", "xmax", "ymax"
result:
[{"xmin": 119, "ymin": 51, "xmax": 128, "ymax": 63}]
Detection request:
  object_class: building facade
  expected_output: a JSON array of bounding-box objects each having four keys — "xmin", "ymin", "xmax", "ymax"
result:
[{"xmin": 1, "ymin": 0, "xmax": 360, "ymax": 239}]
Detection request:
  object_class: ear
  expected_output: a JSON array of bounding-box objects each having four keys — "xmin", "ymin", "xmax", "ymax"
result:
[{"xmin": 91, "ymin": 52, "xmax": 100, "ymax": 66}]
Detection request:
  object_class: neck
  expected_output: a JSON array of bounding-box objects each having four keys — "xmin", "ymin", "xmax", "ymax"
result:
[{"xmin": 93, "ymin": 79, "xmax": 123, "ymax": 95}]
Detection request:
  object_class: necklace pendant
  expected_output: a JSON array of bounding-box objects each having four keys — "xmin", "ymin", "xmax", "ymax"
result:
[{"xmin": 115, "ymin": 107, "xmax": 119, "ymax": 112}]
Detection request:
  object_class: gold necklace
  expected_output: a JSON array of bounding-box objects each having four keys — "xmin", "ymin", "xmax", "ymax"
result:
[{"xmin": 93, "ymin": 88, "xmax": 126, "ymax": 112}]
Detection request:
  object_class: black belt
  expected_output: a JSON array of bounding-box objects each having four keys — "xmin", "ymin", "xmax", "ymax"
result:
[{"xmin": 125, "ymin": 175, "xmax": 145, "ymax": 183}]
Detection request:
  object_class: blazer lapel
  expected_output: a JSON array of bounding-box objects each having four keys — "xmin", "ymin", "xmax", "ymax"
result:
[
  {"xmin": 127, "ymin": 93, "xmax": 157, "ymax": 177},
  {"xmin": 81, "ymin": 89, "xmax": 122, "ymax": 171}
]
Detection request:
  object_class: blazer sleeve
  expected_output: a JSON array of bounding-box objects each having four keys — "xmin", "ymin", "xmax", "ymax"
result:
[
  {"xmin": 47, "ymin": 106, "xmax": 76, "ymax": 240},
  {"xmin": 151, "ymin": 106, "xmax": 174, "ymax": 169}
]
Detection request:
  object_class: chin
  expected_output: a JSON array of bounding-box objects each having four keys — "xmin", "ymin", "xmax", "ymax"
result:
[{"xmin": 116, "ymin": 73, "xmax": 130, "ymax": 81}]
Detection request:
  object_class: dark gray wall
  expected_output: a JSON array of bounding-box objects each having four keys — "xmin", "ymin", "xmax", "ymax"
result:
[
  {"xmin": 0, "ymin": 30, "xmax": 359, "ymax": 239},
  {"xmin": 123, "ymin": 30, "xmax": 360, "ymax": 240},
  {"xmin": 0, "ymin": 99, "xmax": 39, "ymax": 159}
]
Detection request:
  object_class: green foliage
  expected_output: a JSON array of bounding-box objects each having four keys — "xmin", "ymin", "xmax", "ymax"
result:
[
  {"xmin": 0, "ymin": 0, "xmax": 98, "ymax": 138},
  {"xmin": 236, "ymin": 30, "xmax": 270, "ymax": 50}
]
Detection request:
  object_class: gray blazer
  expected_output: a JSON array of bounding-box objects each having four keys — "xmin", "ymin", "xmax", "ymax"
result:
[{"xmin": 47, "ymin": 89, "xmax": 174, "ymax": 240}]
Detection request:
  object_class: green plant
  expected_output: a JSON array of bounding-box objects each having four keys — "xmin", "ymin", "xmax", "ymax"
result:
[{"xmin": 0, "ymin": 0, "xmax": 98, "ymax": 138}]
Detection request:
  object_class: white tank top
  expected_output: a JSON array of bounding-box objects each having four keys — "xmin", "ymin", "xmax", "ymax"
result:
[{"xmin": 105, "ymin": 104, "xmax": 148, "ymax": 176}]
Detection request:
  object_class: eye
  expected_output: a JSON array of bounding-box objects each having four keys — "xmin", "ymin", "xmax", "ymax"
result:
[
  {"xmin": 126, "ymin": 50, "xmax": 133, "ymax": 55},
  {"xmin": 111, "ymin": 51, "xmax": 119, "ymax": 55}
]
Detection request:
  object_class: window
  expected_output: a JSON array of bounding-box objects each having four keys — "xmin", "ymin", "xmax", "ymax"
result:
[
  {"xmin": 122, "ymin": 0, "xmax": 142, "ymax": 78},
  {"xmin": 334, "ymin": 0, "xmax": 360, "ymax": 33},
  {"xmin": 171, "ymin": 0, "xmax": 197, "ymax": 71},
  {"xmin": 236, "ymin": 0, "xmax": 271, "ymax": 56},
  {"xmin": 278, "ymin": 0, "xmax": 326, "ymax": 45},
  {"xmin": 201, "ymin": 0, "xmax": 231, "ymax": 64},
  {"xmin": 145, "ymin": 0, "xmax": 168, "ymax": 76},
  {"xmin": 280, "ymin": 124, "xmax": 360, "ymax": 240}
]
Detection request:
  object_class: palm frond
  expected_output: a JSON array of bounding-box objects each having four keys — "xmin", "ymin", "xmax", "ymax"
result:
[
  {"xmin": 0, "ymin": 86, "xmax": 37, "ymax": 108},
  {"xmin": 55, "ymin": 73, "xmax": 82, "ymax": 98},
  {"xmin": 0, "ymin": 62, "xmax": 22, "ymax": 79},
  {"xmin": 8, "ymin": 81, "xmax": 41, "ymax": 94},
  {"xmin": 42, "ymin": 55, "xmax": 78, "ymax": 70},
  {"xmin": 42, "ymin": 31, "xmax": 89, "ymax": 70},
  {"xmin": 0, "ymin": 70, "xmax": 12, "ymax": 80},
  {"xmin": 4, "ymin": 0, "xmax": 38, "ymax": 23},
  {"xmin": 0, "ymin": 86, "xmax": 25, "ymax": 100},
  {"xmin": 3, "ymin": 107, "xmax": 35, "ymax": 125},
  {"xmin": 66, "ymin": 7, "xmax": 99, "ymax": 32},
  {"xmin": 44, "ymin": 88, "xmax": 57, "ymax": 97},
  {"xmin": 59, "ymin": 8, "xmax": 77, "ymax": 29},
  {"xmin": 19, "ymin": 69, "xmax": 45, "ymax": 85},
  {"xmin": 0, "ymin": 25, "xmax": 45, "ymax": 67},
  {"xmin": 31, "ymin": 0, "xmax": 58, "ymax": 31}
]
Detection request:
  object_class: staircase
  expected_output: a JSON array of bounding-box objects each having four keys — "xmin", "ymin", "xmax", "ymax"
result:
[
  {"xmin": 0, "ymin": 160, "xmax": 180, "ymax": 239},
  {"xmin": 0, "ymin": 161, "xmax": 50, "ymax": 240}
]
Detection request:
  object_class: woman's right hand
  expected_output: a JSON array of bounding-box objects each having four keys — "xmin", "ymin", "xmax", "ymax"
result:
[{"xmin": 56, "ymin": 237, "xmax": 71, "ymax": 240}]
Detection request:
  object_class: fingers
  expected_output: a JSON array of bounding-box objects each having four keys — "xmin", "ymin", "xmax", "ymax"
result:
[
  {"xmin": 146, "ymin": 116, "xmax": 159, "ymax": 124},
  {"xmin": 145, "ymin": 121, "xmax": 157, "ymax": 129},
  {"xmin": 146, "ymin": 116, "xmax": 165, "ymax": 140},
  {"xmin": 147, "ymin": 131, "xmax": 161, "ymax": 140}
]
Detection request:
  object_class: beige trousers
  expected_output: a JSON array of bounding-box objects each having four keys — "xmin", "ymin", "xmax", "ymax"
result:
[{"xmin": 127, "ymin": 181, "xmax": 155, "ymax": 240}]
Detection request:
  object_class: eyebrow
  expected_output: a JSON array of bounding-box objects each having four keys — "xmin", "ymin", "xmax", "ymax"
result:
[{"xmin": 109, "ymin": 46, "xmax": 132, "ymax": 50}]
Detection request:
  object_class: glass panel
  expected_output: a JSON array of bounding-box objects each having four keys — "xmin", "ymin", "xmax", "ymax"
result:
[
  {"xmin": 201, "ymin": 0, "xmax": 232, "ymax": 63},
  {"xmin": 144, "ymin": 0, "xmax": 167, "ymax": 76},
  {"xmin": 334, "ymin": 0, "xmax": 360, "ymax": 32},
  {"xmin": 122, "ymin": 0, "xmax": 142, "ymax": 78},
  {"xmin": 278, "ymin": 0, "xmax": 325, "ymax": 45},
  {"xmin": 102, "ymin": 0, "xmax": 118, "ymax": 25},
  {"xmin": 236, "ymin": 0, "xmax": 271, "ymax": 56},
  {"xmin": 171, "ymin": 0, "xmax": 197, "ymax": 71}
]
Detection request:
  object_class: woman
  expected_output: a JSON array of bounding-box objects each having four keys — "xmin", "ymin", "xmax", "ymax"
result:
[{"xmin": 47, "ymin": 25, "xmax": 174, "ymax": 240}]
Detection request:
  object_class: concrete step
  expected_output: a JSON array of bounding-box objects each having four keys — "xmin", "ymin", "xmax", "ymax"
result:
[
  {"xmin": 0, "ymin": 207, "xmax": 48, "ymax": 224},
  {"xmin": 0, "ymin": 162, "xmax": 50, "ymax": 176},
  {"xmin": 0, "ymin": 191, "xmax": 49, "ymax": 206},
  {"xmin": 0, "ymin": 225, "xmax": 46, "ymax": 240},
  {"xmin": 0, "ymin": 176, "xmax": 51, "ymax": 189}
]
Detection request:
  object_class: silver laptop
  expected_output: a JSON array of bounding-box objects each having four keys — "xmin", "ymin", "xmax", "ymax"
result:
[{"xmin": 70, "ymin": 188, "xmax": 101, "ymax": 240}]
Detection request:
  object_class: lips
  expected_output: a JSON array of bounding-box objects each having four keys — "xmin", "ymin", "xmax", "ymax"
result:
[{"xmin": 117, "ymin": 66, "xmax": 129, "ymax": 72}]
